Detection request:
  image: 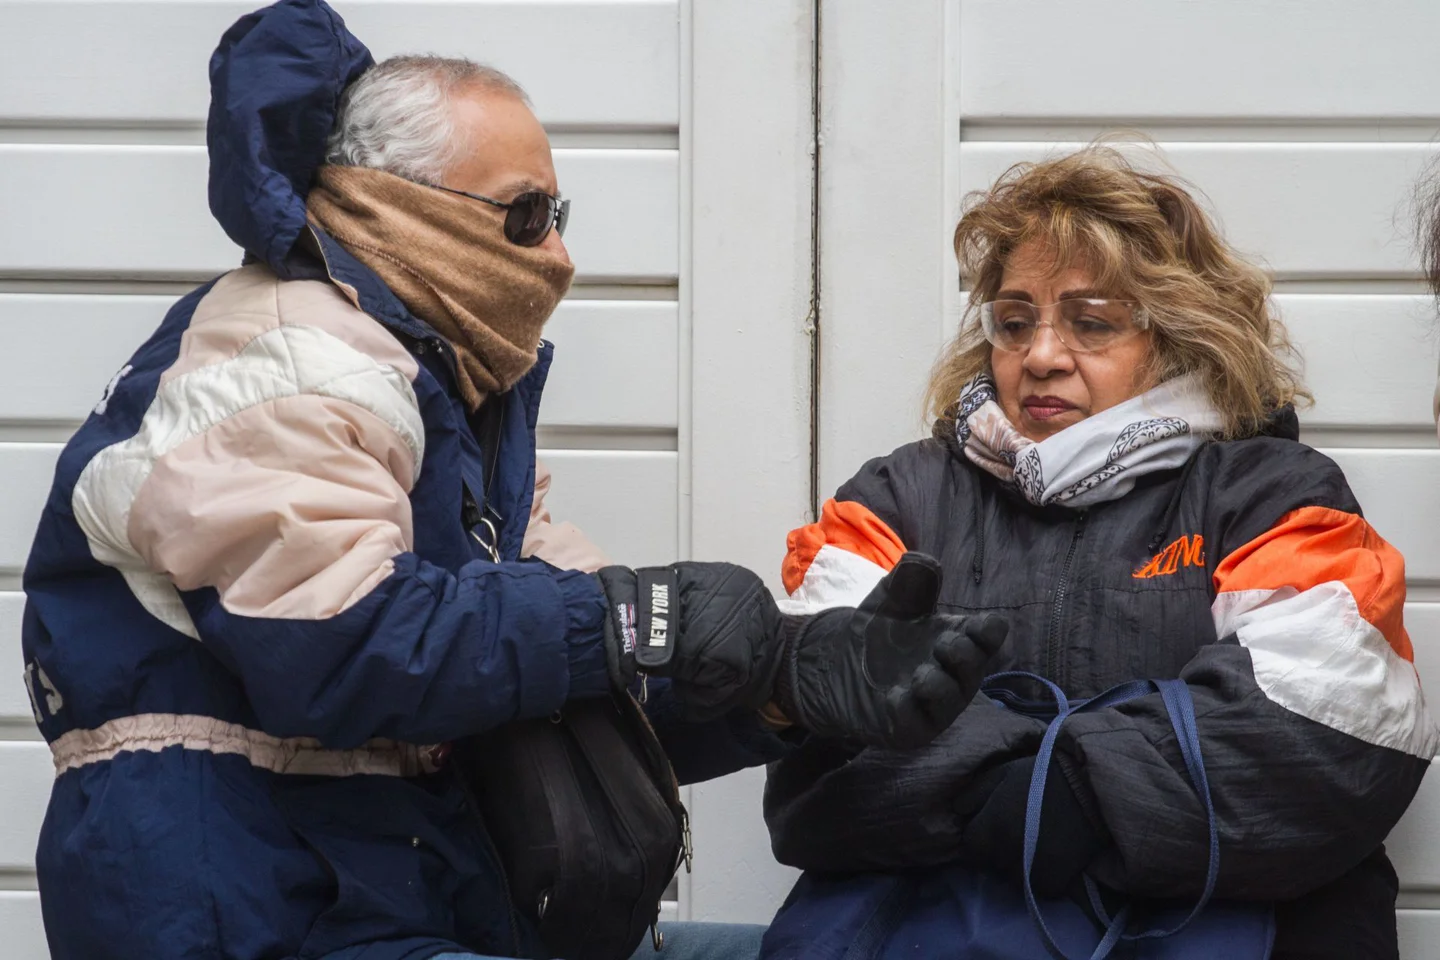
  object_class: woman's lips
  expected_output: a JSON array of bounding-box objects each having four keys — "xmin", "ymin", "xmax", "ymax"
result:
[{"xmin": 1022, "ymin": 396, "xmax": 1077, "ymax": 421}]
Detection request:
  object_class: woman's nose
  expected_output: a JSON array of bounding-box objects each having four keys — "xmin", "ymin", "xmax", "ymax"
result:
[{"xmin": 1022, "ymin": 322, "xmax": 1075, "ymax": 376}]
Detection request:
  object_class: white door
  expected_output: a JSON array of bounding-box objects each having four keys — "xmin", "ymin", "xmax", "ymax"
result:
[
  {"xmin": 815, "ymin": 1, "xmax": 1440, "ymax": 956},
  {"xmin": 0, "ymin": 0, "xmax": 814, "ymax": 952}
]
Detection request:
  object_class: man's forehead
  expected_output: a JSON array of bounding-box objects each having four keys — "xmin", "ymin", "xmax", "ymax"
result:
[
  {"xmin": 452, "ymin": 88, "xmax": 544, "ymax": 145},
  {"xmin": 447, "ymin": 87, "xmax": 557, "ymax": 196}
]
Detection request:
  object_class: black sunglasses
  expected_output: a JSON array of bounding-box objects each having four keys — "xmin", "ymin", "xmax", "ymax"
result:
[{"xmin": 430, "ymin": 184, "xmax": 570, "ymax": 247}]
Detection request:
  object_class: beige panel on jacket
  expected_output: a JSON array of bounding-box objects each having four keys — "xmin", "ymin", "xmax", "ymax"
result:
[{"xmin": 523, "ymin": 460, "xmax": 612, "ymax": 574}]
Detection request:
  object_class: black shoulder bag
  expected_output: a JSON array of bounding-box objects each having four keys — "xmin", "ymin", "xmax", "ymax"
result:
[
  {"xmin": 455, "ymin": 398, "xmax": 689, "ymax": 959},
  {"xmin": 457, "ymin": 693, "xmax": 690, "ymax": 960}
]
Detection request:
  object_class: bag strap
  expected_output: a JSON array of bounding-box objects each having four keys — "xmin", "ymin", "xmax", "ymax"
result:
[
  {"xmin": 1085, "ymin": 679, "xmax": 1220, "ymax": 946},
  {"xmin": 983, "ymin": 672, "xmax": 1156, "ymax": 716},
  {"xmin": 988, "ymin": 673, "xmax": 1219, "ymax": 960}
]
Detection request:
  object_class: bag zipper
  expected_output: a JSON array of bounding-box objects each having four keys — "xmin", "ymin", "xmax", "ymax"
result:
[{"xmin": 1044, "ymin": 511, "xmax": 1088, "ymax": 687}]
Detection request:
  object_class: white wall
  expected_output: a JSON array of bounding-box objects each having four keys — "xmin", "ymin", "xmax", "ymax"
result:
[
  {"xmin": 0, "ymin": 0, "xmax": 816, "ymax": 952},
  {"xmin": 815, "ymin": 1, "xmax": 1440, "ymax": 955}
]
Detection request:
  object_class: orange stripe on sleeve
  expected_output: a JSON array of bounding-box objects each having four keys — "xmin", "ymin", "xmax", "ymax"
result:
[
  {"xmin": 1213, "ymin": 505, "xmax": 1410, "ymax": 661},
  {"xmin": 782, "ymin": 498, "xmax": 906, "ymax": 594}
]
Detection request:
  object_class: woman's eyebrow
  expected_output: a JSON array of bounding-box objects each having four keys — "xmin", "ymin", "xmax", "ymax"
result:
[{"xmin": 992, "ymin": 288, "xmax": 1110, "ymax": 303}]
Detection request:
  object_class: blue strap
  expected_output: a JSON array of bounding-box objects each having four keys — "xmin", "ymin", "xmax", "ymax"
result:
[
  {"xmin": 1083, "ymin": 679, "xmax": 1220, "ymax": 945},
  {"xmin": 1128, "ymin": 679, "xmax": 1221, "ymax": 940},
  {"xmin": 999, "ymin": 673, "xmax": 1220, "ymax": 960},
  {"xmin": 985, "ymin": 670, "xmax": 1072, "ymax": 713}
]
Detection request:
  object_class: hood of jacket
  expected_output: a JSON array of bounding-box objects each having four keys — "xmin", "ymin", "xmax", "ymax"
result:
[{"xmin": 207, "ymin": 0, "xmax": 373, "ymax": 278}]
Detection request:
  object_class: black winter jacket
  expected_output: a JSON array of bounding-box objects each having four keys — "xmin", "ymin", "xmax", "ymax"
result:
[{"xmin": 765, "ymin": 418, "xmax": 1434, "ymax": 958}]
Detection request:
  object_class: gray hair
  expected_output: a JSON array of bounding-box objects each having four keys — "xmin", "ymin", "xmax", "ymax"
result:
[{"xmin": 325, "ymin": 55, "xmax": 530, "ymax": 185}]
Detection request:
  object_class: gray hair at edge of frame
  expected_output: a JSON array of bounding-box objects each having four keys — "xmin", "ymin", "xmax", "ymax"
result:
[
  {"xmin": 1414, "ymin": 154, "xmax": 1440, "ymax": 311},
  {"xmin": 324, "ymin": 55, "xmax": 531, "ymax": 186}
]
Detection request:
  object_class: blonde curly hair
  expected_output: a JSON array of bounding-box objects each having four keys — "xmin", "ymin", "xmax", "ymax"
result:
[{"xmin": 926, "ymin": 146, "xmax": 1307, "ymax": 439}]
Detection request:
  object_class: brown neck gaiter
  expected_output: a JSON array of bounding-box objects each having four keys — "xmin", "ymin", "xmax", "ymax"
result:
[{"xmin": 307, "ymin": 164, "xmax": 575, "ymax": 410}]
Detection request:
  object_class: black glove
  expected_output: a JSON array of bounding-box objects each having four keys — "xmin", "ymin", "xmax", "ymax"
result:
[
  {"xmin": 958, "ymin": 754, "xmax": 1109, "ymax": 898},
  {"xmin": 773, "ymin": 553, "xmax": 1010, "ymax": 749},
  {"xmin": 595, "ymin": 562, "xmax": 782, "ymax": 720},
  {"xmin": 595, "ymin": 553, "xmax": 1008, "ymax": 748}
]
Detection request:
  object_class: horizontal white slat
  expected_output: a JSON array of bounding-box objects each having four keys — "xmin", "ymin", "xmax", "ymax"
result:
[
  {"xmin": 1282, "ymin": 295, "xmax": 1439, "ymax": 431},
  {"xmin": 0, "ymin": 295, "xmax": 677, "ymax": 429},
  {"xmin": 1389, "ymin": 603, "xmax": 1440, "ymax": 891},
  {"xmin": 0, "ymin": 892, "xmax": 46, "ymax": 960},
  {"xmin": 0, "ymin": 444, "xmax": 675, "ymax": 572},
  {"xmin": 0, "ymin": 0, "xmax": 677, "ymax": 129},
  {"xmin": 0, "ymin": 296, "xmax": 159, "ymax": 423},
  {"xmin": 1407, "ymin": 606, "xmax": 1440, "ymax": 715},
  {"xmin": 537, "ymin": 450, "xmax": 676, "ymax": 567},
  {"xmin": 960, "ymin": 0, "xmax": 1440, "ymax": 122},
  {"xmin": 0, "ymin": 593, "xmax": 27, "ymax": 725},
  {"xmin": 0, "ymin": 146, "xmax": 678, "ymax": 282},
  {"xmin": 0, "ymin": 741, "xmax": 49, "ymax": 872},
  {"xmin": 0, "ymin": 445, "xmax": 56, "ymax": 573},
  {"xmin": 542, "ymin": 301, "xmax": 678, "ymax": 429},
  {"xmin": 959, "ymin": 143, "xmax": 1433, "ymax": 278},
  {"xmin": 1402, "ymin": 909, "xmax": 1440, "ymax": 960},
  {"xmin": 1322, "ymin": 450, "xmax": 1440, "ymax": 582}
]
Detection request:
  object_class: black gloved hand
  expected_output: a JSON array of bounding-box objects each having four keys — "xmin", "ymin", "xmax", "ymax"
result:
[
  {"xmin": 958, "ymin": 754, "xmax": 1109, "ymax": 899},
  {"xmin": 595, "ymin": 562, "xmax": 782, "ymax": 720},
  {"xmin": 773, "ymin": 553, "xmax": 1010, "ymax": 749}
]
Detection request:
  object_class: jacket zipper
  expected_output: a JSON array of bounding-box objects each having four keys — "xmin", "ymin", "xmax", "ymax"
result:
[{"xmin": 1045, "ymin": 511, "xmax": 1088, "ymax": 687}]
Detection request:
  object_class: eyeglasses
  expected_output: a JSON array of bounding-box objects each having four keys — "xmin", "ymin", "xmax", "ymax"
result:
[
  {"xmin": 430, "ymin": 184, "xmax": 570, "ymax": 247},
  {"xmin": 979, "ymin": 299, "xmax": 1149, "ymax": 353}
]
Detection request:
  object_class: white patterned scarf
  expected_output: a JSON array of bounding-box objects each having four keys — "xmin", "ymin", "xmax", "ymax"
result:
[{"xmin": 954, "ymin": 373, "xmax": 1222, "ymax": 508}]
